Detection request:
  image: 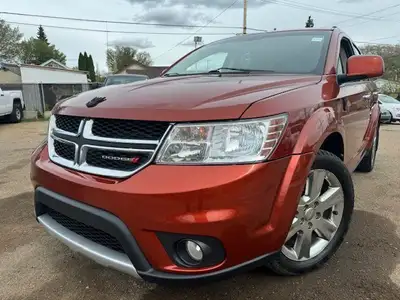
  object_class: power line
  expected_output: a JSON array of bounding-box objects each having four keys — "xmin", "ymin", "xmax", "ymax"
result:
[
  {"xmin": 153, "ymin": 0, "xmax": 241, "ymax": 61},
  {"xmin": 5, "ymin": 20, "xmax": 238, "ymax": 36},
  {"xmin": 264, "ymin": 0, "xmax": 400, "ymax": 22},
  {"xmin": 0, "ymin": 11, "xmax": 266, "ymax": 32},
  {"xmin": 327, "ymin": 4, "xmax": 400, "ymax": 27},
  {"xmin": 345, "ymin": 10, "xmax": 400, "ymax": 28}
]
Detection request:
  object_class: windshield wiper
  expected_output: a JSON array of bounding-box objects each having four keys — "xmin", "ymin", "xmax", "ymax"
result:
[{"xmin": 208, "ymin": 68, "xmax": 276, "ymax": 74}]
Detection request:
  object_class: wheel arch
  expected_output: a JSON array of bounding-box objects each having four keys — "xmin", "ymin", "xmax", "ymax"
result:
[
  {"xmin": 292, "ymin": 106, "xmax": 345, "ymax": 158},
  {"xmin": 13, "ymin": 98, "xmax": 22, "ymax": 105}
]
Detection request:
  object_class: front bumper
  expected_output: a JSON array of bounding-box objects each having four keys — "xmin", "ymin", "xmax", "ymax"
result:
[{"xmin": 31, "ymin": 144, "xmax": 314, "ymax": 283}]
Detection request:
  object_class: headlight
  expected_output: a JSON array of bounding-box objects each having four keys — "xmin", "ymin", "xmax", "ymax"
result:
[{"xmin": 156, "ymin": 114, "xmax": 287, "ymax": 164}]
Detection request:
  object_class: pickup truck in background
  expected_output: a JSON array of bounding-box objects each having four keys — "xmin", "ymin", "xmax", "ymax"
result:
[{"xmin": 0, "ymin": 87, "xmax": 25, "ymax": 123}]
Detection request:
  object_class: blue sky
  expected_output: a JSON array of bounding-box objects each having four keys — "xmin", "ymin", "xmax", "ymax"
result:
[{"xmin": 1, "ymin": 0, "xmax": 399, "ymax": 73}]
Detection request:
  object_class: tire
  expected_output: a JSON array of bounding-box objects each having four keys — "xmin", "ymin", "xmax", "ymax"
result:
[
  {"xmin": 9, "ymin": 101, "xmax": 23, "ymax": 123},
  {"xmin": 267, "ymin": 150, "xmax": 354, "ymax": 276},
  {"xmin": 356, "ymin": 126, "xmax": 379, "ymax": 173}
]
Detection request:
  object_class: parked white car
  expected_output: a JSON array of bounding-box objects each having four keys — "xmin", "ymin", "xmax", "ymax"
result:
[
  {"xmin": 378, "ymin": 94, "xmax": 400, "ymax": 123},
  {"xmin": 0, "ymin": 87, "xmax": 25, "ymax": 123}
]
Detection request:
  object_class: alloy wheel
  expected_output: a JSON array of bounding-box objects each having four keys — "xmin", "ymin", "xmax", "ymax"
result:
[{"xmin": 282, "ymin": 169, "xmax": 345, "ymax": 262}]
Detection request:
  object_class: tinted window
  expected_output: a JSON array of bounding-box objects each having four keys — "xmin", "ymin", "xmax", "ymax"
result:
[
  {"xmin": 105, "ymin": 75, "xmax": 147, "ymax": 86},
  {"xmin": 166, "ymin": 31, "xmax": 332, "ymax": 76}
]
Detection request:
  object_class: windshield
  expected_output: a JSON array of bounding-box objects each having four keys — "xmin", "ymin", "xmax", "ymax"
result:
[
  {"xmin": 104, "ymin": 75, "xmax": 147, "ymax": 86},
  {"xmin": 379, "ymin": 94, "xmax": 400, "ymax": 104},
  {"xmin": 165, "ymin": 31, "xmax": 331, "ymax": 76}
]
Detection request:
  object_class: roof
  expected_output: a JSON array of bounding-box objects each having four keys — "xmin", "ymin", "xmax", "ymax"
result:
[
  {"xmin": 1, "ymin": 61, "xmax": 88, "ymax": 75},
  {"xmin": 40, "ymin": 59, "xmax": 69, "ymax": 69},
  {"xmin": 0, "ymin": 62, "xmax": 21, "ymax": 76},
  {"xmin": 209, "ymin": 28, "xmax": 336, "ymax": 45},
  {"xmin": 20, "ymin": 64, "xmax": 88, "ymax": 74}
]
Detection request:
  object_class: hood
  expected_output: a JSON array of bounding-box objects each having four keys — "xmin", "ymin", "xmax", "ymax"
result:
[
  {"xmin": 381, "ymin": 102, "xmax": 400, "ymax": 114},
  {"xmin": 55, "ymin": 74, "xmax": 321, "ymax": 121}
]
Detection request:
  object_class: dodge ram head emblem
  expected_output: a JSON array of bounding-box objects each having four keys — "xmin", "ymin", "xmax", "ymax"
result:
[{"xmin": 86, "ymin": 97, "xmax": 107, "ymax": 108}]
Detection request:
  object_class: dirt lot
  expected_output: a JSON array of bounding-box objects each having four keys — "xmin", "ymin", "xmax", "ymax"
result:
[{"xmin": 0, "ymin": 121, "xmax": 399, "ymax": 300}]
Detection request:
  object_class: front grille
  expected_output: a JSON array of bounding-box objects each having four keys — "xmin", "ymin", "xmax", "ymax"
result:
[
  {"xmin": 92, "ymin": 118, "xmax": 170, "ymax": 141},
  {"xmin": 54, "ymin": 140, "xmax": 75, "ymax": 161},
  {"xmin": 86, "ymin": 149, "xmax": 152, "ymax": 171},
  {"xmin": 46, "ymin": 207, "xmax": 125, "ymax": 254},
  {"xmin": 50, "ymin": 115, "xmax": 171, "ymax": 178},
  {"xmin": 55, "ymin": 115, "xmax": 82, "ymax": 134}
]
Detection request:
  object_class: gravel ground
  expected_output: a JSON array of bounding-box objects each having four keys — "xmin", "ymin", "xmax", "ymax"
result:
[{"xmin": 0, "ymin": 121, "xmax": 399, "ymax": 300}]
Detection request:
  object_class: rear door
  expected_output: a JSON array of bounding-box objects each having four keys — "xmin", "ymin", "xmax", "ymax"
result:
[{"xmin": 337, "ymin": 37, "xmax": 372, "ymax": 164}]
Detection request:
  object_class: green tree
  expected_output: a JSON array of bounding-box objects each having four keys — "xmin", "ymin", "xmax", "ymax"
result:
[
  {"xmin": 82, "ymin": 52, "xmax": 88, "ymax": 71},
  {"xmin": 0, "ymin": 19, "xmax": 23, "ymax": 62},
  {"xmin": 135, "ymin": 52, "xmax": 153, "ymax": 66},
  {"xmin": 19, "ymin": 38, "xmax": 66, "ymax": 65},
  {"xmin": 78, "ymin": 52, "xmax": 84, "ymax": 70},
  {"xmin": 37, "ymin": 25, "xmax": 49, "ymax": 45},
  {"xmin": 87, "ymin": 54, "xmax": 96, "ymax": 82},
  {"xmin": 360, "ymin": 44, "xmax": 400, "ymax": 81},
  {"xmin": 305, "ymin": 16, "xmax": 314, "ymax": 28},
  {"xmin": 106, "ymin": 46, "xmax": 152, "ymax": 73}
]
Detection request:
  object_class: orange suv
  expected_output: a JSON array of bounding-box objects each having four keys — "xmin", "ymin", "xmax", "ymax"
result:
[{"xmin": 30, "ymin": 28, "xmax": 384, "ymax": 283}]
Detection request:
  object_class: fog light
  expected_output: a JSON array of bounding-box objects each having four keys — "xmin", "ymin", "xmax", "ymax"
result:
[{"xmin": 185, "ymin": 240, "xmax": 203, "ymax": 262}]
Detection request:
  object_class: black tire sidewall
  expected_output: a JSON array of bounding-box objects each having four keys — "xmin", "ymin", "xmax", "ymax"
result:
[
  {"xmin": 274, "ymin": 152, "xmax": 354, "ymax": 273},
  {"xmin": 11, "ymin": 103, "xmax": 22, "ymax": 122}
]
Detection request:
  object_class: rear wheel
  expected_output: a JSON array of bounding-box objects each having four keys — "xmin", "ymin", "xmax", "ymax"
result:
[
  {"xmin": 9, "ymin": 101, "xmax": 23, "ymax": 123},
  {"xmin": 267, "ymin": 150, "xmax": 354, "ymax": 275}
]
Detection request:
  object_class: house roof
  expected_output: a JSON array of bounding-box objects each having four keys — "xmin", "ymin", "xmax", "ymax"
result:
[
  {"xmin": 1, "ymin": 61, "xmax": 87, "ymax": 75},
  {"xmin": 0, "ymin": 62, "xmax": 21, "ymax": 76},
  {"xmin": 20, "ymin": 64, "xmax": 88, "ymax": 74},
  {"xmin": 40, "ymin": 59, "xmax": 69, "ymax": 69}
]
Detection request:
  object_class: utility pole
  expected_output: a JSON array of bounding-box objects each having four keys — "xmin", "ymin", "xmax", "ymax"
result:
[
  {"xmin": 194, "ymin": 36, "xmax": 203, "ymax": 49},
  {"xmin": 243, "ymin": 0, "xmax": 247, "ymax": 34}
]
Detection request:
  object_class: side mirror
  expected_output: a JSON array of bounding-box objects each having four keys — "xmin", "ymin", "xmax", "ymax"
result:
[{"xmin": 337, "ymin": 55, "xmax": 384, "ymax": 85}]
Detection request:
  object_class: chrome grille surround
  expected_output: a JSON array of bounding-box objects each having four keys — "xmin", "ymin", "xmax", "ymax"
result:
[{"xmin": 48, "ymin": 115, "xmax": 172, "ymax": 178}]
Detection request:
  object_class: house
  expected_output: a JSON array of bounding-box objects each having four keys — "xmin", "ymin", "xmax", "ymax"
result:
[
  {"xmin": 0, "ymin": 62, "xmax": 21, "ymax": 84},
  {"xmin": 118, "ymin": 61, "xmax": 168, "ymax": 79},
  {"xmin": 0, "ymin": 62, "xmax": 89, "ymax": 112},
  {"xmin": 40, "ymin": 59, "xmax": 70, "ymax": 70}
]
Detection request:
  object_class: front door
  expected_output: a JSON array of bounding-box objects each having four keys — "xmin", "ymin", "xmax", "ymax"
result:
[{"xmin": 337, "ymin": 37, "xmax": 371, "ymax": 165}]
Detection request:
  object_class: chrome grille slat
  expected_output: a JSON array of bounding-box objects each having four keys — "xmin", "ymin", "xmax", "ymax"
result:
[{"xmin": 48, "ymin": 115, "xmax": 171, "ymax": 178}]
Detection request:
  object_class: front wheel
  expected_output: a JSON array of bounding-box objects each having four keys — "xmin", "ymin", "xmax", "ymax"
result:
[{"xmin": 267, "ymin": 150, "xmax": 354, "ymax": 275}]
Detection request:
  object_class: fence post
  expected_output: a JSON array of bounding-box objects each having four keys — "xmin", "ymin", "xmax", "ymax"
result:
[{"xmin": 39, "ymin": 83, "xmax": 46, "ymax": 115}]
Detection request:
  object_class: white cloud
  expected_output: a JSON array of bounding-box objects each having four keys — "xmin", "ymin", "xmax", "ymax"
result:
[{"xmin": 110, "ymin": 37, "xmax": 155, "ymax": 49}]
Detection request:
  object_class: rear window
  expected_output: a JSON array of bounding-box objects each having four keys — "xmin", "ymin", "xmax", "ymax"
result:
[{"xmin": 166, "ymin": 31, "xmax": 332, "ymax": 76}]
